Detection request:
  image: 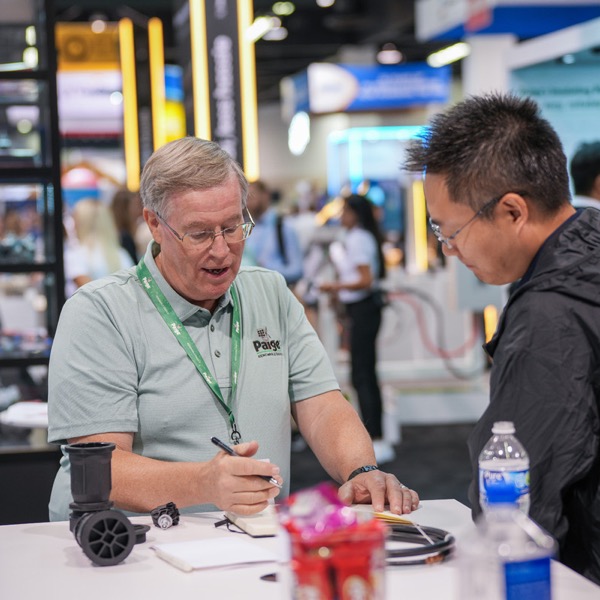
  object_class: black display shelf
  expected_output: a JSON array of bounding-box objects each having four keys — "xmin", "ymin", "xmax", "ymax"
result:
[
  {"xmin": 0, "ymin": 356, "xmax": 50, "ymax": 368},
  {"xmin": 0, "ymin": 262, "xmax": 56, "ymax": 274},
  {"xmin": 0, "ymin": 0, "xmax": 65, "ymax": 348},
  {"xmin": 0, "ymin": 0, "xmax": 65, "ymax": 526},
  {"xmin": 0, "ymin": 70, "xmax": 49, "ymax": 81},
  {"xmin": 0, "ymin": 167, "xmax": 54, "ymax": 181}
]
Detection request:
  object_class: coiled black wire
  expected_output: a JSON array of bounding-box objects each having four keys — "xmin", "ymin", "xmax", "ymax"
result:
[{"xmin": 386, "ymin": 524, "xmax": 456, "ymax": 566}]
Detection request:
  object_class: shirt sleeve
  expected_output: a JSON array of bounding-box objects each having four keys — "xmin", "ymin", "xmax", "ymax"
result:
[
  {"xmin": 346, "ymin": 229, "xmax": 375, "ymax": 268},
  {"xmin": 47, "ymin": 286, "xmax": 140, "ymax": 444}
]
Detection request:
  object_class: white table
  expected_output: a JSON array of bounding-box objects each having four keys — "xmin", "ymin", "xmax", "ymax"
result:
[{"xmin": 0, "ymin": 500, "xmax": 597, "ymax": 600}]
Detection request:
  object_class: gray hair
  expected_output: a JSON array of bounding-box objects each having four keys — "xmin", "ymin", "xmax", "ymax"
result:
[{"xmin": 139, "ymin": 137, "xmax": 249, "ymax": 217}]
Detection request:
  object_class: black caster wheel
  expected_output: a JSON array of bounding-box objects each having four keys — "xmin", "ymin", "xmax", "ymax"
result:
[{"xmin": 75, "ymin": 509, "xmax": 136, "ymax": 566}]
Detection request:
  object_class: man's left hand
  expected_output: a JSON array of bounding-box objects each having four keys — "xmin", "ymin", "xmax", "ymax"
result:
[{"xmin": 338, "ymin": 470, "xmax": 419, "ymax": 514}]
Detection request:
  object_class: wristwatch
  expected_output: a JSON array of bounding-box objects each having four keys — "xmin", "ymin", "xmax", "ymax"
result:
[
  {"xmin": 347, "ymin": 465, "xmax": 379, "ymax": 481},
  {"xmin": 151, "ymin": 502, "xmax": 180, "ymax": 529}
]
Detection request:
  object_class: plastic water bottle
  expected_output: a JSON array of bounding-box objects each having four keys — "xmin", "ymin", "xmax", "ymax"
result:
[
  {"xmin": 479, "ymin": 421, "xmax": 530, "ymax": 514},
  {"xmin": 458, "ymin": 485, "xmax": 556, "ymax": 600}
]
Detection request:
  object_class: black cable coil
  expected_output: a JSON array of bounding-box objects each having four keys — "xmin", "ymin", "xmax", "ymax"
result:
[{"xmin": 386, "ymin": 524, "xmax": 456, "ymax": 566}]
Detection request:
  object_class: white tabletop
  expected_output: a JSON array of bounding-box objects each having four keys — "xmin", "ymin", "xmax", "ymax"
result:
[{"xmin": 0, "ymin": 499, "xmax": 597, "ymax": 600}]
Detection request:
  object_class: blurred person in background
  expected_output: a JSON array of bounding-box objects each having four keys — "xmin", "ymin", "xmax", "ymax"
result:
[
  {"xmin": 62, "ymin": 223, "xmax": 90, "ymax": 298},
  {"xmin": 289, "ymin": 180, "xmax": 320, "ymax": 256},
  {"xmin": 132, "ymin": 192, "xmax": 153, "ymax": 259},
  {"xmin": 243, "ymin": 179, "xmax": 303, "ymax": 287},
  {"xmin": 289, "ymin": 181, "xmax": 324, "ymax": 330},
  {"xmin": 570, "ymin": 141, "xmax": 600, "ymax": 209},
  {"xmin": 2, "ymin": 208, "xmax": 26, "ymax": 240},
  {"xmin": 320, "ymin": 194, "xmax": 392, "ymax": 464},
  {"xmin": 66, "ymin": 199, "xmax": 134, "ymax": 285},
  {"xmin": 0, "ymin": 208, "xmax": 36, "ymax": 262},
  {"xmin": 110, "ymin": 188, "xmax": 140, "ymax": 263}
]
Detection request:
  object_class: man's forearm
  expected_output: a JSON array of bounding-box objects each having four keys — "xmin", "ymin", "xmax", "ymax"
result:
[
  {"xmin": 110, "ymin": 449, "xmax": 211, "ymax": 512},
  {"xmin": 297, "ymin": 391, "xmax": 377, "ymax": 484}
]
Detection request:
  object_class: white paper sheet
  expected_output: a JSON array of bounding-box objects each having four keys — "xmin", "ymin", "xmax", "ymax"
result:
[{"xmin": 151, "ymin": 536, "xmax": 280, "ymax": 573}]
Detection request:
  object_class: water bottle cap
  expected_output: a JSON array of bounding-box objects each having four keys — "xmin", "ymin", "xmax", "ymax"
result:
[{"xmin": 491, "ymin": 421, "xmax": 515, "ymax": 435}]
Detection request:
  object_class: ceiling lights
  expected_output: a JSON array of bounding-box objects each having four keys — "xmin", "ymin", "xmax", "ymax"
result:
[
  {"xmin": 263, "ymin": 26, "xmax": 288, "ymax": 41},
  {"xmin": 247, "ymin": 16, "xmax": 280, "ymax": 42},
  {"xmin": 376, "ymin": 43, "xmax": 403, "ymax": 65},
  {"xmin": 272, "ymin": 2, "xmax": 295, "ymax": 17},
  {"xmin": 427, "ymin": 42, "xmax": 471, "ymax": 68}
]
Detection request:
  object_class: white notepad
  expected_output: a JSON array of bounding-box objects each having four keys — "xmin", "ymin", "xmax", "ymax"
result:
[
  {"xmin": 152, "ymin": 536, "xmax": 279, "ymax": 573},
  {"xmin": 225, "ymin": 505, "xmax": 279, "ymax": 537}
]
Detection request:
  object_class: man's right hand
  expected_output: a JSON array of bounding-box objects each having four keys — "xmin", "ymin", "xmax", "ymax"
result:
[{"xmin": 208, "ymin": 440, "xmax": 282, "ymax": 515}]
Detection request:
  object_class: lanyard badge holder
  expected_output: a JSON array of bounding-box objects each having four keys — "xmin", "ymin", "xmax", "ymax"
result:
[{"xmin": 137, "ymin": 259, "xmax": 243, "ymax": 444}]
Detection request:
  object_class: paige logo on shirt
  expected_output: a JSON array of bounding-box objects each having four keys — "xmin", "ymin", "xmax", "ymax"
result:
[{"xmin": 252, "ymin": 327, "xmax": 282, "ymax": 357}]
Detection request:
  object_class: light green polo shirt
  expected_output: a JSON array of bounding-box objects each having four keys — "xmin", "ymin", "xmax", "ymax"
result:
[{"xmin": 48, "ymin": 242, "xmax": 339, "ymax": 521}]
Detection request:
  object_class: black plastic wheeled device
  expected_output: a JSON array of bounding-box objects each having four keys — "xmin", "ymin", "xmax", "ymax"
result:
[{"xmin": 65, "ymin": 442, "xmax": 148, "ymax": 567}]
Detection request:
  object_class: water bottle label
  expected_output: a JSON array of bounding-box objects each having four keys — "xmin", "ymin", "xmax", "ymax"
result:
[
  {"xmin": 504, "ymin": 557, "xmax": 551, "ymax": 600},
  {"xmin": 480, "ymin": 468, "xmax": 530, "ymax": 499}
]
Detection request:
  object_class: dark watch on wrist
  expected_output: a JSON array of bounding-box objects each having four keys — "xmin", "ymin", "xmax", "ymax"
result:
[
  {"xmin": 151, "ymin": 502, "xmax": 180, "ymax": 529},
  {"xmin": 347, "ymin": 465, "xmax": 379, "ymax": 481}
]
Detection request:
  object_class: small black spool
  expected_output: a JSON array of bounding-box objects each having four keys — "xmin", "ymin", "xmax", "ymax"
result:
[{"xmin": 66, "ymin": 442, "xmax": 138, "ymax": 567}]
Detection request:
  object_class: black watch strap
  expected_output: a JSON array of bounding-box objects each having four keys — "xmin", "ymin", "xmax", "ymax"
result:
[{"xmin": 347, "ymin": 465, "xmax": 379, "ymax": 482}]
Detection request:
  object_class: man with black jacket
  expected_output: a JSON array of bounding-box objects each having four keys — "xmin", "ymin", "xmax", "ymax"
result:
[{"xmin": 405, "ymin": 93, "xmax": 600, "ymax": 585}]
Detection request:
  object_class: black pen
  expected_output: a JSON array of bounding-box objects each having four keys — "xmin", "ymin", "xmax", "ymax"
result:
[{"xmin": 210, "ymin": 436, "xmax": 283, "ymax": 489}]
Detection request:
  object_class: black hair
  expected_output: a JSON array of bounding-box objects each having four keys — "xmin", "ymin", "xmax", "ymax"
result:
[
  {"xmin": 344, "ymin": 194, "xmax": 386, "ymax": 280},
  {"xmin": 404, "ymin": 93, "xmax": 571, "ymax": 215},
  {"xmin": 570, "ymin": 141, "xmax": 600, "ymax": 196}
]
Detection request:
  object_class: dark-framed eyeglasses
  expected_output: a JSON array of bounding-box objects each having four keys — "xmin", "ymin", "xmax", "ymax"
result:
[
  {"xmin": 428, "ymin": 194, "xmax": 504, "ymax": 250},
  {"xmin": 156, "ymin": 211, "xmax": 254, "ymax": 250}
]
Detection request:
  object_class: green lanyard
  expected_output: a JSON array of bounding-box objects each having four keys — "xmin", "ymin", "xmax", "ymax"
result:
[{"xmin": 137, "ymin": 258, "xmax": 243, "ymax": 443}]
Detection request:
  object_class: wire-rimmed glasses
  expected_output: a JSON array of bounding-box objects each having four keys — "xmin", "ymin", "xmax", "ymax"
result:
[
  {"xmin": 428, "ymin": 194, "xmax": 503, "ymax": 250},
  {"xmin": 156, "ymin": 211, "xmax": 254, "ymax": 250}
]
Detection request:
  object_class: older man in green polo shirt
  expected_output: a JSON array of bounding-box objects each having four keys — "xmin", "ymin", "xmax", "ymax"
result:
[{"xmin": 47, "ymin": 137, "xmax": 419, "ymax": 521}]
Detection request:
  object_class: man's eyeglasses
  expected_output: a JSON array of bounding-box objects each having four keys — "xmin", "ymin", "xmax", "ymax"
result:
[
  {"xmin": 428, "ymin": 194, "xmax": 503, "ymax": 250},
  {"xmin": 156, "ymin": 211, "xmax": 254, "ymax": 249}
]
